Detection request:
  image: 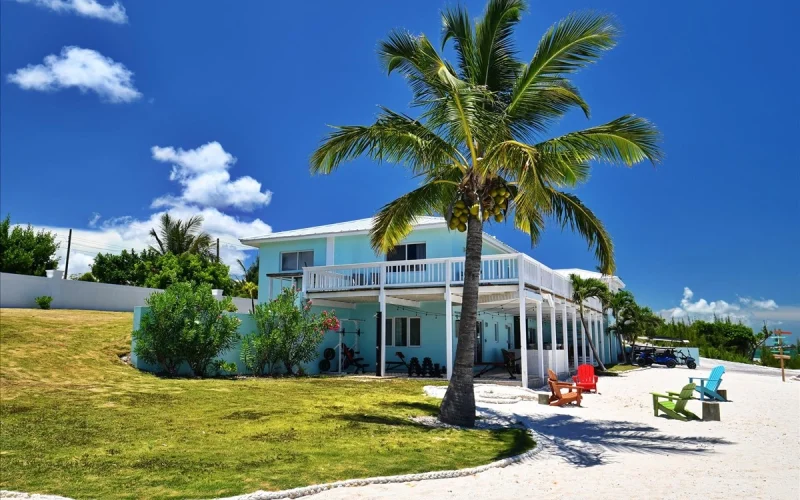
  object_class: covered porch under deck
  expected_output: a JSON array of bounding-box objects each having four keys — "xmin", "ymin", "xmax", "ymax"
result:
[{"xmin": 302, "ymin": 285, "xmax": 611, "ymax": 389}]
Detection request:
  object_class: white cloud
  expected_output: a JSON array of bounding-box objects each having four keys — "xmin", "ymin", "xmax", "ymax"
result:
[
  {"xmin": 88, "ymin": 212, "xmax": 101, "ymax": 227},
  {"xmin": 658, "ymin": 287, "xmax": 783, "ymax": 326},
  {"xmin": 739, "ymin": 297, "xmax": 778, "ymax": 311},
  {"xmin": 41, "ymin": 205, "xmax": 270, "ymax": 277},
  {"xmin": 13, "ymin": 0, "xmax": 127, "ymax": 24},
  {"xmin": 7, "ymin": 46, "xmax": 140, "ymax": 103},
  {"xmin": 151, "ymin": 142, "xmax": 272, "ymax": 211}
]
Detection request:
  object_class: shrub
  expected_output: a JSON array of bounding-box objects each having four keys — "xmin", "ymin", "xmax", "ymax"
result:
[
  {"xmin": 35, "ymin": 296, "xmax": 53, "ymax": 309},
  {"xmin": 241, "ymin": 302, "xmax": 282, "ymax": 375},
  {"xmin": 241, "ymin": 287, "xmax": 339, "ymax": 376},
  {"xmin": 0, "ymin": 215, "xmax": 60, "ymax": 276},
  {"xmin": 71, "ymin": 272, "xmax": 97, "ymax": 282},
  {"xmin": 133, "ymin": 282, "xmax": 241, "ymax": 377}
]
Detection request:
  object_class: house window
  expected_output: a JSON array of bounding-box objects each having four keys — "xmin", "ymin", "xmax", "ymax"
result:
[
  {"xmin": 494, "ymin": 323, "xmax": 499, "ymax": 342},
  {"xmin": 280, "ymin": 250, "xmax": 314, "ymax": 271},
  {"xmin": 384, "ymin": 317, "xmax": 421, "ymax": 347},
  {"xmin": 386, "ymin": 243, "xmax": 426, "ymax": 273},
  {"xmin": 386, "ymin": 243, "xmax": 426, "ymax": 262}
]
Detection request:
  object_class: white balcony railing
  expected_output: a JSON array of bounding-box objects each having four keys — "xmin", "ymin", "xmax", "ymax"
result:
[{"xmin": 303, "ymin": 253, "xmax": 603, "ymax": 310}]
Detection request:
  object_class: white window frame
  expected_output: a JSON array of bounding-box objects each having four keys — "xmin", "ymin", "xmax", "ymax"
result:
[
  {"xmin": 280, "ymin": 250, "xmax": 314, "ymax": 272},
  {"xmin": 385, "ymin": 317, "xmax": 422, "ymax": 348}
]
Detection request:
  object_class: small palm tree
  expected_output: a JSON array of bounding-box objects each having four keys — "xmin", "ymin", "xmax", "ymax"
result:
[
  {"xmin": 606, "ymin": 289, "xmax": 636, "ymax": 362},
  {"xmin": 310, "ymin": 0, "xmax": 662, "ymax": 426},
  {"xmin": 241, "ymin": 281, "xmax": 258, "ymax": 314},
  {"xmin": 570, "ymin": 274, "xmax": 610, "ymax": 371},
  {"xmin": 149, "ymin": 214, "xmax": 213, "ymax": 258},
  {"xmin": 237, "ymin": 256, "xmax": 259, "ymax": 285}
]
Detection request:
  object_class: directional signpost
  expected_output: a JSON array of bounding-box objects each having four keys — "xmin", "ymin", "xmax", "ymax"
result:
[{"xmin": 772, "ymin": 329, "xmax": 792, "ymax": 382}]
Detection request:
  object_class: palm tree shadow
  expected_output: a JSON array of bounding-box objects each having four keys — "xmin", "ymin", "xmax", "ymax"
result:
[{"xmin": 479, "ymin": 409, "xmax": 734, "ymax": 467}]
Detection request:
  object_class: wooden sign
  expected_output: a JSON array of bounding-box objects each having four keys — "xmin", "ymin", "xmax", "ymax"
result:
[{"xmin": 774, "ymin": 354, "xmax": 791, "ymax": 360}]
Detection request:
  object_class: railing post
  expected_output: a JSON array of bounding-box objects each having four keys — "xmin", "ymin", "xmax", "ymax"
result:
[{"xmin": 301, "ymin": 270, "xmax": 308, "ymax": 294}]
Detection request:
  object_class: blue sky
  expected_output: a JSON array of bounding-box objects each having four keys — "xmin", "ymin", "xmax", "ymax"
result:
[{"xmin": 1, "ymin": 0, "xmax": 798, "ymax": 337}]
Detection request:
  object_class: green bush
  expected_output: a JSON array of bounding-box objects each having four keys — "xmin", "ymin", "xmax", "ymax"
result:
[
  {"xmin": 34, "ymin": 296, "xmax": 53, "ymax": 310},
  {"xmin": 241, "ymin": 288, "xmax": 339, "ymax": 376},
  {"xmin": 0, "ymin": 215, "xmax": 60, "ymax": 276},
  {"xmin": 241, "ymin": 302, "xmax": 282, "ymax": 375},
  {"xmin": 133, "ymin": 282, "xmax": 241, "ymax": 377},
  {"xmin": 699, "ymin": 346, "xmax": 752, "ymax": 364}
]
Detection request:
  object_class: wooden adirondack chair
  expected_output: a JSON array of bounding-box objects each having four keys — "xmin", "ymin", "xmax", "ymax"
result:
[
  {"xmin": 690, "ymin": 365, "xmax": 727, "ymax": 401},
  {"xmin": 547, "ymin": 369, "xmax": 582, "ymax": 407},
  {"xmin": 651, "ymin": 383, "xmax": 699, "ymax": 421},
  {"xmin": 572, "ymin": 364, "xmax": 598, "ymax": 392}
]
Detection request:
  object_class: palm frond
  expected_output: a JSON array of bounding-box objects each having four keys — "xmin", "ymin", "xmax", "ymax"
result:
[
  {"xmin": 505, "ymin": 77, "xmax": 591, "ymax": 136},
  {"xmin": 545, "ymin": 189, "xmax": 614, "ymax": 274},
  {"xmin": 311, "ymin": 108, "xmax": 467, "ymax": 174},
  {"xmin": 370, "ymin": 181, "xmax": 456, "ymax": 253},
  {"xmin": 508, "ymin": 12, "xmax": 618, "ymax": 114},
  {"xmin": 379, "ymin": 30, "xmax": 449, "ymax": 105},
  {"xmin": 441, "ymin": 5, "xmax": 477, "ymax": 81},
  {"xmin": 474, "ymin": 0, "xmax": 525, "ymax": 89},
  {"xmin": 537, "ymin": 114, "xmax": 663, "ymax": 166}
]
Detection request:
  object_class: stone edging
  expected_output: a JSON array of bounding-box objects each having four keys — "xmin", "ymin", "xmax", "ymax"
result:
[{"xmin": 218, "ymin": 427, "xmax": 545, "ymax": 500}]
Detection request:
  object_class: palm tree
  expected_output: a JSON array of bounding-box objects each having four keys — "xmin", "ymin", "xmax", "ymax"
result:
[
  {"xmin": 310, "ymin": 0, "xmax": 662, "ymax": 427},
  {"xmin": 237, "ymin": 256, "xmax": 259, "ymax": 285},
  {"xmin": 149, "ymin": 214, "xmax": 213, "ymax": 258},
  {"xmin": 606, "ymin": 289, "xmax": 636, "ymax": 363},
  {"xmin": 570, "ymin": 274, "xmax": 610, "ymax": 371}
]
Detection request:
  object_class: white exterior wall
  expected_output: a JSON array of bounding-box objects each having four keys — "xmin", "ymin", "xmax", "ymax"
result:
[{"xmin": 0, "ymin": 272, "xmax": 251, "ymax": 313}]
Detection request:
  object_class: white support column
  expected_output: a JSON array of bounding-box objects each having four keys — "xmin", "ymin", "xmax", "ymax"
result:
[
  {"xmin": 379, "ymin": 264, "xmax": 387, "ymax": 377},
  {"xmin": 325, "ymin": 236, "xmax": 335, "ymax": 266},
  {"xmin": 581, "ymin": 313, "xmax": 587, "ymax": 365},
  {"xmin": 445, "ymin": 262, "xmax": 453, "ymax": 380},
  {"xmin": 599, "ymin": 313, "xmax": 605, "ymax": 364},
  {"xmin": 561, "ymin": 302, "xmax": 569, "ymax": 373},
  {"xmin": 536, "ymin": 301, "xmax": 544, "ymax": 381},
  {"xmin": 589, "ymin": 312, "xmax": 595, "ymax": 365},
  {"xmin": 549, "ymin": 303, "xmax": 557, "ymax": 375},
  {"xmin": 517, "ymin": 258, "xmax": 528, "ymax": 388},
  {"xmin": 571, "ymin": 306, "xmax": 578, "ymax": 370},
  {"xmin": 379, "ymin": 289, "xmax": 386, "ymax": 377}
]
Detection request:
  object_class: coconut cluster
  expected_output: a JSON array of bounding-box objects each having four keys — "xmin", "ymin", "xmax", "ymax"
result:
[{"xmin": 448, "ymin": 184, "xmax": 512, "ymax": 232}]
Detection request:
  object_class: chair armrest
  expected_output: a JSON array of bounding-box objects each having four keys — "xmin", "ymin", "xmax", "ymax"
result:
[
  {"xmin": 572, "ymin": 376, "xmax": 579, "ymax": 382},
  {"xmin": 651, "ymin": 392, "xmax": 680, "ymax": 400},
  {"xmin": 689, "ymin": 377, "xmax": 709, "ymax": 382},
  {"xmin": 592, "ymin": 376, "xmax": 599, "ymax": 382}
]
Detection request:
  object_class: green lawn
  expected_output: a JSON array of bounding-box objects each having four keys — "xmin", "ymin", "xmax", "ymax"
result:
[
  {"xmin": 606, "ymin": 364, "xmax": 639, "ymax": 373},
  {"xmin": 0, "ymin": 309, "xmax": 531, "ymax": 499}
]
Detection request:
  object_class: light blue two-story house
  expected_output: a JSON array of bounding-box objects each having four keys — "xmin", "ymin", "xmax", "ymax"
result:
[{"xmin": 241, "ymin": 217, "xmax": 624, "ymax": 388}]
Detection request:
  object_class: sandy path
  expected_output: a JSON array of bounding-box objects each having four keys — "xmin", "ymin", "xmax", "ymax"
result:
[{"xmin": 310, "ymin": 360, "xmax": 800, "ymax": 500}]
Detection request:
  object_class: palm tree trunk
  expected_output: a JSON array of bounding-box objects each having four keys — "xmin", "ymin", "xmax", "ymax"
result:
[
  {"xmin": 578, "ymin": 304, "xmax": 607, "ymax": 371},
  {"xmin": 618, "ymin": 332, "xmax": 628, "ymax": 363},
  {"xmin": 439, "ymin": 214, "xmax": 482, "ymax": 427}
]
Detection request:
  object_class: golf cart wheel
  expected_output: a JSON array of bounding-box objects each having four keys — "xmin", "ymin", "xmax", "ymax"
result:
[
  {"xmin": 323, "ymin": 348, "xmax": 336, "ymax": 360},
  {"xmin": 666, "ymin": 360, "xmax": 676, "ymax": 368},
  {"xmin": 637, "ymin": 359, "xmax": 646, "ymax": 367},
  {"xmin": 687, "ymin": 361, "xmax": 697, "ymax": 370},
  {"xmin": 318, "ymin": 359, "xmax": 331, "ymax": 372}
]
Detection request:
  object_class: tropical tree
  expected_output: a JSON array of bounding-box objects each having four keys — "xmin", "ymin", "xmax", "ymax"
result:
[
  {"xmin": 310, "ymin": 1, "xmax": 662, "ymax": 426},
  {"xmin": 0, "ymin": 214, "xmax": 60, "ymax": 276},
  {"xmin": 149, "ymin": 214, "xmax": 213, "ymax": 257},
  {"xmin": 237, "ymin": 256, "xmax": 259, "ymax": 285},
  {"xmin": 605, "ymin": 289, "xmax": 636, "ymax": 362},
  {"xmin": 570, "ymin": 274, "xmax": 611, "ymax": 370}
]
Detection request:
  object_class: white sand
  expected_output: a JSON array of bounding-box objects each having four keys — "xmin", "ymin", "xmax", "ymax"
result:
[{"xmin": 309, "ymin": 360, "xmax": 800, "ymax": 500}]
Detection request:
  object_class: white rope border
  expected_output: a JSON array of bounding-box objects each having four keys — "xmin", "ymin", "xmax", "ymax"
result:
[{"xmin": 220, "ymin": 427, "xmax": 545, "ymax": 500}]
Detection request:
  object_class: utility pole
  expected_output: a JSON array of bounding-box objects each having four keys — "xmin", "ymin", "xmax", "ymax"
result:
[
  {"xmin": 216, "ymin": 238, "xmax": 220, "ymax": 263},
  {"xmin": 63, "ymin": 229, "xmax": 72, "ymax": 279}
]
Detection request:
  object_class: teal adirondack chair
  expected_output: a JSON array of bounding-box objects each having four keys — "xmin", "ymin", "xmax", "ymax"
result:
[
  {"xmin": 690, "ymin": 365, "xmax": 726, "ymax": 401},
  {"xmin": 651, "ymin": 383, "xmax": 699, "ymax": 421}
]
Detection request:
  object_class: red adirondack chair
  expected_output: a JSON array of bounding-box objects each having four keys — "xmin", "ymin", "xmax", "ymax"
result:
[{"xmin": 572, "ymin": 364, "xmax": 598, "ymax": 392}]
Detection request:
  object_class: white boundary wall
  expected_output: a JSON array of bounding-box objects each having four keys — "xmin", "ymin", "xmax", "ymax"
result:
[{"xmin": 0, "ymin": 272, "xmax": 253, "ymax": 313}]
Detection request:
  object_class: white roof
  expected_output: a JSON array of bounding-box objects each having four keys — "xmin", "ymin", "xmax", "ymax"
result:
[
  {"xmin": 240, "ymin": 217, "xmax": 447, "ymax": 246},
  {"xmin": 554, "ymin": 268, "xmax": 626, "ymax": 290}
]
